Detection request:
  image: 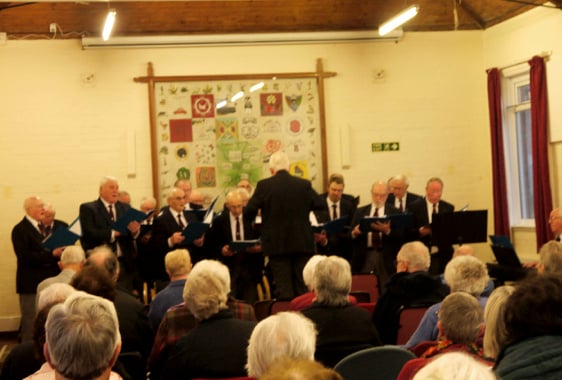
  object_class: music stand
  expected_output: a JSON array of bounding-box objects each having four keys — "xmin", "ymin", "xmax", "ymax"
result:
[{"xmin": 431, "ymin": 210, "xmax": 488, "ymax": 246}]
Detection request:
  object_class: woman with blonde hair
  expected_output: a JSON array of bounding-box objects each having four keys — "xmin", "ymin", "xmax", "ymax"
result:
[{"xmin": 483, "ymin": 285, "xmax": 516, "ymax": 360}]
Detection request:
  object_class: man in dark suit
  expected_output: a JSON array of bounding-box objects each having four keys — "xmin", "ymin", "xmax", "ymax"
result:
[
  {"xmin": 79, "ymin": 176, "xmax": 141, "ymax": 294},
  {"xmin": 150, "ymin": 187, "xmax": 204, "ymax": 290},
  {"xmin": 314, "ymin": 173, "xmax": 356, "ymax": 263},
  {"xmin": 386, "ymin": 175, "xmax": 423, "ymax": 213},
  {"xmin": 205, "ymin": 190, "xmax": 263, "ymax": 304},
  {"xmin": 410, "ymin": 177, "xmax": 455, "ymax": 275},
  {"xmin": 350, "ymin": 181, "xmax": 404, "ymax": 289},
  {"xmin": 244, "ymin": 151, "xmax": 321, "ymax": 299},
  {"xmin": 11, "ymin": 196, "xmax": 67, "ymax": 341}
]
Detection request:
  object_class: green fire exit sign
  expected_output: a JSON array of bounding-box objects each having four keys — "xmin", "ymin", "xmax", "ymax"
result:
[{"xmin": 372, "ymin": 142, "xmax": 400, "ymax": 152}]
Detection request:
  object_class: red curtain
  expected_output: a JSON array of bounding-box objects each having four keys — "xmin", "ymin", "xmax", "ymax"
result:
[
  {"xmin": 487, "ymin": 68, "xmax": 510, "ymax": 236},
  {"xmin": 529, "ymin": 56, "xmax": 553, "ymax": 250}
]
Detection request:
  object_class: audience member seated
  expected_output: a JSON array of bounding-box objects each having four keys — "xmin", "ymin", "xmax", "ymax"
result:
[
  {"xmin": 412, "ymin": 352, "xmax": 497, "ymax": 380},
  {"xmin": 494, "ymin": 274, "xmax": 562, "ymax": 379},
  {"xmin": 148, "ymin": 248, "xmax": 192, "ymax": 329},
  {"xmin": 290, "ymin": 255, "xmax": 357, "ymax": 311},
  {"xmin": 398, "ymin": 292, "xmax": 491, "ymax": 380},
  {"xmin": 442, "ymin": 245, "xmax": 494, "ymax": 296},
  {"xmin": 161, "ymin": 260, "xmax": 257, "ymax": 379},
  {"xmin": 301, "ymin": 256, "xmax": 382, "ymax": 367},
  {"xmin": 483, "ymin": 285, "xmax": 515, "ymax": 361},
  {"xmin": 26, "ymin": 292, "xmax": 122, "ymax": 380},
  {"xmin": 84, "ymin": 246, "xmax": 153, "ymax": 367},
  {"xmin": 405, "ymin": 255, "xmax": 489, "ymax": 350},
  {"xmin": 1, "ymin": 284, "xmax": 75, "ymax": 380},
  {"xmin": 536, "ymin": 240, "xmax": 562, "ymax": 274},
  {"xmin": 260, "ymin": 358, "xmax": 343, "ymax": 380},
  {"xmin": 246, "ymin": 312, "xmax": 317, "ymax": 379},
  {"xmin": 36, "ymin": 246, "xmax": 85, "ymax": 304},
  {"xmin": 372, "ymin": 241, "xmax": 448, "ymax": 344}
]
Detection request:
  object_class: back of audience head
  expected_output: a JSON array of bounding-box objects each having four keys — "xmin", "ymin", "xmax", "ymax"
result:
[
  {"xmin": 85, "ymin": 245, "xmax": 119, "ymax": 282},
  {"xmin": 453, "ymin": 244, "xmax": 475, "ymax": 258},
  {"xmin": 246, "ymin": 312, "xmax": 317, "ymax": 379},
  {"xmin": 538, "ymin": 240, "xmax": 562, "ymax": 274},
  {"xmin": 396, "ymin": 241, "xmax": 431, "ymax": 273},
  {"xmin": 71, "ymin": 264, "xmax": 117, "ymax": 301},
  {"xmin": 503, "ymin": 273, "xmax": 562, "ymax": 346},
  {"xmin": 260, "ymin": 358, "xmax": 343, "ymax": 380},
  {"xmin": 165, "ymin": 248, "xmax": 192, "ymax": 279},
  {"xmin": 438, "ymin": 292, "xmax": 484, "ymax": 345},
  {"xmin": 44, "ymin": 292, "xmax": 121, "ymax": 380},
  {"xmin": 444, "ymin": 255, "xmax": 489, "ymax": 297},
  {"xmin": 183, "ymin": 259, "xmax": 230, "ymax": 320},
  {"xmin": 37, "ymin": 282, "xmax": 76, "ymax": 311},
  {"xmin": 302, "ymin": 255, "xmax": 327, "ymax": 291},
  {"xmin": 59, "ymin": 245, "xmax": 86, "ymax": 267},
  {"xmin": 312, "ymin": 256, "xmax": 351, "ymax": 306},
  {"xmin": 483, "ymin": 285, "xmax": 516, "ymax": 359},
  {"xmin": 413, "ymin": 352, "xmax": 497, "ymax": 380}
]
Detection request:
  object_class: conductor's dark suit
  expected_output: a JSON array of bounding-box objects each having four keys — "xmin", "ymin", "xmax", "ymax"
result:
[
  {"xmin": 411, "ymin": 198, "xmax": 455, "ymax": 274},
  {"xmin": 351, "ymin": 204, "xmax": 404, "ymax": 288},
  {"xmin": 244, "ymin": 169, "xmax": 320, "ymax": 299},
  {"xmin": 149, "ymin": 207, "xmax": 200, "ymax": 281},
  {"xmin": 205, "ymin": 210, "xmax": 263, "ymax": 303}
]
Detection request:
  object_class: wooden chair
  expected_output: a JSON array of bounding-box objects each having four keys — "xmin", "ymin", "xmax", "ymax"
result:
[
  {"xmin": 334, "ymin": 346, "xmax": 415, "ymax": 380},
  {"xmin": 351, "ymin": 273, "xmax": 379, "ymax": 302},
  {"xmin": 269, "ymin": 299, "xmax": 292, "ymax": 315},
  {"xmin": 396, "ymin": 305, "xmax": 430, "ymax": 345}
]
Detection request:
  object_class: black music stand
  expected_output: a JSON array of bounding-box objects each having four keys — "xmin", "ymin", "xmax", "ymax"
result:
[{"xmin": 431, "ymin": 210, "xmax": 488, "ymax": 246}]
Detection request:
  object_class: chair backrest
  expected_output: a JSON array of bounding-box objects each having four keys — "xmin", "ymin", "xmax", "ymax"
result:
[
  {"xmin": 253, "ymin": 300, "xmax": 274, "ymax": 321},
  {"xmin": 356, "ymin": 302, "xmax": 375, "ymax": 313},
  {"xmin": 269, "ymin": 299, "xmax": 292, "ymax": 315},
  {"xmin": 396, "ymin": 305, "xmax": 430, "ymax": 345},
  {"xmin": 116, "ymin": 351, "xmax": 145, "ymax": 380},
  {"xmin": 333, "ymin": 346, "xmax": 415, "ymax": 380},
  {"xmin": 351, "ymin": 273, "xmax": 379, "ymax": 302},
  {"xmin": 349, "ymin": 291, "xmax": 371, "ymax": 303}
]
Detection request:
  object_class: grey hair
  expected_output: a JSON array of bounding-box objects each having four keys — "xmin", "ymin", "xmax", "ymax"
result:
[
  {"xmin": 390, "ymin": 175, "xmax": 410, "ymax": 186},
  {"xmin": 99, "ymin": 176, "xmax": 118, "ymax": 187},
  {"xmin": 302, "ymin": 255, "xmax": 327, "ymax": 290},
  {"xmin": 313, "ymin": 256, "xmax": 351, "ymax": 306},
  {"xmin": 413, "ymin": 352, "xmax": 497, "ymax": 380},
  {"xmin": 60, "ymin": 246, "xmax": 86, "ymax": 265},
  {"xmin": 268, "ymin": 151, "xmax": 290, "ymax": 172},
  {"xmin": 45, "ymin": 291, "xmax": 121, "ymax": 380},
  {"xmin": 85, "ymin": 245, "xmax": 119, "ymax": 282},
  {"xmin": 397, "ymin": 241, "xmax": 431, "ymax": 272},
  {"xmin": 246, "ymin": 312, "xmax": 317, "ymax": 378},
  {"xmin": 444, "ymin": 255, "xmax": 489, "ymax": 296},
  {"xmin": 23, "ymin": 196, "xmax": 42, "ymax": 211},
  {"xmin": 539, "ymin": 240, "xmax": 562, "ymax": 274},
  {"xmin": 438, "ymin": 292, "xmax": 483, "ymax": 345},
  {"xmin": 165, "ymin": 249, "xmax": 192, "ymax": 277},
  {"xmin": 140, "ymin": 196, "xmax": 157, "ymax": 209},
  {"xmin": 37, "ymin": 283, "xmax": 76, "ymax": 311},
  {"xmin": 483, "ymin": 285, "xmax": 516, "ymax": 359},
  {"xmin": 183, "ymin": 259, "xmax": 230, "ymax": 320}
]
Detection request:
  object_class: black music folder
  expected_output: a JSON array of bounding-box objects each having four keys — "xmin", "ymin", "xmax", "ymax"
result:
[
  {"xmin": 311, "ymin": 216, "xmax": 350, "ymax": 235},
  {"xmin": 489, "ymin": 235, "xmax": 522, "ymax": 268},
  {"xmin": 432, "ymin": 210, "xmax": 488, "ymax": 246},
  {"xmin": 359, "ymin": 213, "xmax": 413, "ymax": 233}
]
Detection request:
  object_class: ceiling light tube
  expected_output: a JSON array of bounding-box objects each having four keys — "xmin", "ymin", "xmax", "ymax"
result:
[
  {"xmin": 216, "ymin": 99, "xmax": 227, "ymax": 109},
  {"xmin": 250, "ymin": 82, "xmax": 265, "ymax": 92},
  {"xmin": 379, "ymin": 5, "xmax": 419, "ymax": 36},
  {"xmin": 231, "ymin": 91, "xmax": 244, "ymax": 102},
  {"xmin": 102, "ymin": 9, "xmax": 116, "ymax": 41}
]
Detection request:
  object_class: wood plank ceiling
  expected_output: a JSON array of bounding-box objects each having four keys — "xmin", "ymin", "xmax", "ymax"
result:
[{"xmin": 0, "ymin": 0, "xmax": 560, "ymax": 40}]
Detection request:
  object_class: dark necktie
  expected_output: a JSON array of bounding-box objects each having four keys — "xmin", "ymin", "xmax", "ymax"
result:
[
  {"xmin": 432, "ymin": 203, "xmax": 438, "ymax": 215},
  {"xmin": 44, "ymin": 225, "xmax": 52, "ymax": 236},
  {"xmin": 398, "ymin": 198, "xmax": 404, "ymax": 212},
  {"xmin": 371, "ymin": 207, "xmax": 381, "ymax": 249},
  {"xmin": 235, "ymin": 217, "xmax": 241, "ymax": 241},
  {"xmin": 177, "ymin": 213, "xmax": 185, "ymax": 229},
  {"xmin": 332, "ymin": 204, "xmax": 338, "ymax": 220},
  {"xmin": 38, "ymin": 223, "xmax": 46, "ymax": 237},
  {"xmin": 108, "ymin": 204, "xmax": 115, "ymax": 222}
]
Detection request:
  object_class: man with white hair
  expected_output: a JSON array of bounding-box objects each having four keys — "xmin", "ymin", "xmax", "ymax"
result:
[
  {"xmin": 39, "ymin": 292, "xmax": 123, "ymax": 380},
  {"xmin": 36, "ymin": 246, "xmax": 85, "ymax": 302},
  {"xmin": 372, "ymin": 241, "xmax": 448, "ymax": 344},
  {"xmin": 386, "ymin": 175, "xmax": 423, "ymax": 213},
  {"xmin": 245, "ymin": 151, "xmax": 322, "ymax": 299}
]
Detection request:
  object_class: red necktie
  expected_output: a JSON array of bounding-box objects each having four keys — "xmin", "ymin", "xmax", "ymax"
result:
[{"xmin": 177, "ymin": 213, "xmax": 185, "ymax": 229}]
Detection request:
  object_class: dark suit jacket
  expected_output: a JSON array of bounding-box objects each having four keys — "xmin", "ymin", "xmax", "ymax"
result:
[
  {"xmin": 386, "ymin": 192, "xmax": 423, "ymax": 213},
  {"xmin": 410, "ymin": 198, "xmax": 455, "ymax": 248},
  {"xmin": 149, "ymin": 208, "xmax": 200, "ymax": 279},
  {"xmin": 11, "ymin": 217, "xmax": 67, "ymax": 294},
  {"xmin": 350, "ymin": 204, "xmax": 403, "ymax": 273},
  {"xmin": 79, "ymin": 198, "xmax": 133, "ymax": 255},
  {"xmin": 314, "ymin": 196, "xmax": 356, "ymax": 258},
  {"xmin": 244, "ymin": 170, "xmax": 321, "ymax": 256}
]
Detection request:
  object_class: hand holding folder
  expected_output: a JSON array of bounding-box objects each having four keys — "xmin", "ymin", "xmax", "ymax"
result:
[{"xmin": 111, "ymin": 208, "xmax": 153, "ymax": 234}]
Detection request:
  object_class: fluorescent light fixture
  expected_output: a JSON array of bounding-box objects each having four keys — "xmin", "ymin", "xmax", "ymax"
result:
[
  {"xmin": 250, "ymin": 82, "xmax": 265, "ymax": 92},
  {"xmin": 82, "ymin": 30, "xmax": 403, "ymax": 49},
  {"xmin": 216, "ymin": 99, "xmax": 227, "ymax": 109},
  {"xmin": 102, "ymin": 9, "xmax": 116, "ymax": 41},
  {"xmin": 231, "ymin": 91, "xmax": 244, "ymax": 102},
  {"xmin": 379, "ymin": 5, "xmax": 419, "ymax": 36}
]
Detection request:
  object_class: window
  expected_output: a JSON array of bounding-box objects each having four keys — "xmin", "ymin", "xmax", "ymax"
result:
[{"xmin": 503, "ymin": 72, "xmax": 534, "ymax": 225}]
